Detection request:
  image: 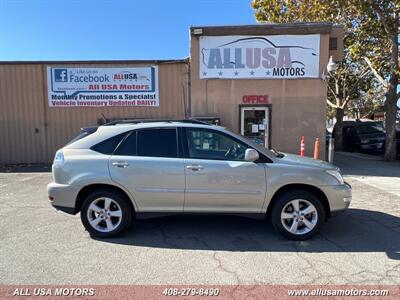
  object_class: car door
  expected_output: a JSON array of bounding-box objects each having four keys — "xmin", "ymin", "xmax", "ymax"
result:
[
  {"xmin": 109, "ymin": 127, "xmax": 185, "ymax": 212},
  {"xmin": 183, "ymin": 127, "xmax": 267, "ymax": 213}
]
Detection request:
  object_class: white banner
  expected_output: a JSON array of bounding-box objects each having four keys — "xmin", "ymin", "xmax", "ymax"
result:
[
  {"xmin": 47, "ymin": 67, "xmax": 159, "ymax": 107},
  {"xmin": 199, "ymin": 35, "xmax": 320, "ymax": 79}
]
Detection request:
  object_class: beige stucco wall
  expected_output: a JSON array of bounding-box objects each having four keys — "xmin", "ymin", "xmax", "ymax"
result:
[
  {"xmin": 0, "ymin": 61, "xmax": 189, "ymax": 163},
  {"xmin": 190, "ymin": 32, "xmax": 331, "ymax": 158}
]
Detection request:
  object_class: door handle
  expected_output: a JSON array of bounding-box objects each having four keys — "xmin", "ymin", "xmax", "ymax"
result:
[
  {"xmin": 112, "ymin": 161, "xmax": 129, "ymax": 168},
  {"xmin": 186, "ymin": 165, "xmax": 204, "ymax": 171}
]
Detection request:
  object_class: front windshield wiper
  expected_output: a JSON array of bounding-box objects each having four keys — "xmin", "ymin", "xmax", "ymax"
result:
[{"xmin": 270, "ymin": 148, "xmax": 285, "ymax": 158}]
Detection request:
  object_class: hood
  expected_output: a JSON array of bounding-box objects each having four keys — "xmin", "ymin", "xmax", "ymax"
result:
[
  {"xmin": 358, "ymin": 132, "xmax": 385, "ymax": 139},
  {"xmin": 277, "ymin": 153, "xmax": 337, "ymax": 170}
]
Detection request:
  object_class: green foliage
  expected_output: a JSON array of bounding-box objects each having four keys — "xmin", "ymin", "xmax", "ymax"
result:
[
  {"xmin": 252, "ymin": 0, "xmax": 400, "ymax": 159},
  {"xmin": 252, "ymin": 0, "xmax": 395, "ymax": 81}
]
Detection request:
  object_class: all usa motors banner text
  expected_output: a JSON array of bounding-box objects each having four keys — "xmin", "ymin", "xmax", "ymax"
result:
[
  {"xmin": 199, "ymin": 35, "xmax": 320, "ymax": 79},
  {"xmin": 47, "ymin": 66, "xmax": 159, "ymax": 107}
]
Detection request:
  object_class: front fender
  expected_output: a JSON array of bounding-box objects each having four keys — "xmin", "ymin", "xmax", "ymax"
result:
[{"xmin": 262, "ymin": 163, "xmax": 337, "ymax": 212}]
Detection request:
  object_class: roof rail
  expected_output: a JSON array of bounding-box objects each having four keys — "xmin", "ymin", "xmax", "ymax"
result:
[{"xmin": 103, "ymin": 118, "xmax": 210, "ymax": 126}]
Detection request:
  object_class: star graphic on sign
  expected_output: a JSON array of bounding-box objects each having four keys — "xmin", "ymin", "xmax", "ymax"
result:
[
  {"xmin": 202, "ymin": 72, "xmax": 207, "ymax": 76},
  {"xmin": 250, "ymin": 71, "xmax": 255, "ymax": 75},
  {"xmin": 218, "ymin": 71, "xmax": 223, "ymax": 76},
  {"xmin": 234, "ymin": 71, "xmax": 239, "ymax": 76},
  {"xmin": 265, "ymin": 70, "xmax": 271, "ymax": 76}
]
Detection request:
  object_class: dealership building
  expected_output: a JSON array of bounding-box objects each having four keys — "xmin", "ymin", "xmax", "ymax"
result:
[{"xmin": 0, "ymin": 22, "xmax": 343, "ymax": 164}]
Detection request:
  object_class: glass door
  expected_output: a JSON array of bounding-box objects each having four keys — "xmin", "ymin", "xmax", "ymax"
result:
[{"xmin": 240, "ymin": 106, "xmax": 269, "ymax": 148}]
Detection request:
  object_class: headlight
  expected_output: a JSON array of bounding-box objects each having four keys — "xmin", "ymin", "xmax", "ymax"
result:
[
  {"xmin": 53, "ymin": 150, "xmax": 64, "ymax": 166},
  {"xmin": 326, "ymin": 169, "xmax": 344, "ymax": 185}
]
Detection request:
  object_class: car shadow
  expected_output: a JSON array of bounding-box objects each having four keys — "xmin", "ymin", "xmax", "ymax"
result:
[{"xmin": 94, "ymin": 208, "xmax": 400, "ymax": 260}]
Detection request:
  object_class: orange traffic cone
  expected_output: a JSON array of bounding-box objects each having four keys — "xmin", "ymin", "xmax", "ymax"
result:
[
  {"xmin": 314, "ymin": 138, "xmax": 320, "ymax": 160},
  {"xmin": 300, "ymin": 136, "xmax": 305, "ymax": 157}
]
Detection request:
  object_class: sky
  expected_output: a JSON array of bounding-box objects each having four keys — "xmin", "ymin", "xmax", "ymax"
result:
[{"xmin": 0, "ymin": 0, "xmax": 257, "ymax": 61}]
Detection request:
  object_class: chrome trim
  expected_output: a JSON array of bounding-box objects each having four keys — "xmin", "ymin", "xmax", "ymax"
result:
[
  {"xmin": 185, "ymin": 189, "xmax": 261, "ymax": 195},
  {"xmin": 135, "ymin": 187, "xmax": 185, "ymax": 193}
]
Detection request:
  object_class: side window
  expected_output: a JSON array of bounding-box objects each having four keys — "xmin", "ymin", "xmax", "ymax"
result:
[
  {"xmin": 137, "ymin": 128, "xmax": 178, "ymax": 158},
  {"xmin": 91, "ymin": 132, "xmax": 128, "ymax": 155},
  {"xmin": 186, "ymin": 128, "xmax": 247, "ymax": 161},
  {"xmin": 114, "ymin": 131, "xmax": 137, "ymax": 156}
]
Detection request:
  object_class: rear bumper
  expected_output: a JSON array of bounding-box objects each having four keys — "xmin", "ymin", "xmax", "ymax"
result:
[
  {"xmin": 319, "ymin": 182, "xmax": 352, "ymax": 216},
  {"xmin": 47, "ymin": 182, "xmax": 79, "ymax": 215}
]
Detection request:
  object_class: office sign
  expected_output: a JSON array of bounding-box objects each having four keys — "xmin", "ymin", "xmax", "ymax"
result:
[
  {"xmin": 242, "ymin": 95, "xmax": 270, "ymax": 104},
  {"xmin": 199, "ymin": 35, "xmax": 320, "ymax": 79},
  {"xmin": 47, "ymin": 66, "xmax": 159, "ymax": 107}
]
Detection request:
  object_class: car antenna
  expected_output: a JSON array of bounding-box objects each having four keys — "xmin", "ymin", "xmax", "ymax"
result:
[{"xmin": 100, "ymin": 113, "xmax": 107, "ymax": 125}]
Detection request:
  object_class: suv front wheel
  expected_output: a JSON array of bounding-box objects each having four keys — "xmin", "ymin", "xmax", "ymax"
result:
[
  {"xmin": 80, "ymin": 190, "xmax": 133, "ymax": 238},
  {"xmin": 271, "ymin": 190, "xmax": 325, "ymax": 240}
]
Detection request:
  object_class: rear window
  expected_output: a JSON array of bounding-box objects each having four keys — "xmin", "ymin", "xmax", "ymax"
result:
[
  {"xmin": 91, "ymin": 132, "xmax": 128, "ymax": 155},
  {"xmin": 65, "ymin": 127, "xmax": 98, "ymax": 146},
  {"xmin": 137, "ymin": 128, "xmax": 177, "ymax": 158}
]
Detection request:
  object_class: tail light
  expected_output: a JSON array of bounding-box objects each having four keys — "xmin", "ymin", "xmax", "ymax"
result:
[{"xmin": 53, "ymin": 150, "xmax": 64, "ymax": 166}]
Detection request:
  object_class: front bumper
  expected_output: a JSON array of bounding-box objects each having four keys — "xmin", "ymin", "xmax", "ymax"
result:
[
  {"xmin": 47, "ymin": 182, "xmax": 80, "ymax": 215},
  {"xmin": 360, "ymin": 142, "xmax": 383, "ymax": 151},
  {"xmin": 319, "ymin": 182, "xmax": 352, "ymax": 216}
]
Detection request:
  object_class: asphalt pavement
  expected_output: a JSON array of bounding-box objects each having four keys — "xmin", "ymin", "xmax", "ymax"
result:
[{"xmin": 0, "ymin": 153, "xmax": 399, "ymax": 285}]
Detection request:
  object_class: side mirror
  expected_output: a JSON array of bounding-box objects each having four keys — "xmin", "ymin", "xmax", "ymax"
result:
[{"xmin": 245, "ymin": 148, "xmax": 259, "ymax": 162}]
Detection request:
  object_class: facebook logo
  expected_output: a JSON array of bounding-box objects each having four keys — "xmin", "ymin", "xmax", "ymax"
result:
[{"xmin": 54, "ymin": 69, "xmax": 68, "ymax": 82}]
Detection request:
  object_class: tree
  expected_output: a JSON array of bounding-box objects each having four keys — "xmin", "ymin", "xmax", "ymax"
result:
[
  {"xmin": 348, "ymin": 80, "xmax": 386, "ymax": 119},
  {"xmin": 324, "ymin": 61, "xmax": 374, "ymax": 150},
  {"xmin": 252, "ymin": 0, "xmax": 399, "ymax": 160}
]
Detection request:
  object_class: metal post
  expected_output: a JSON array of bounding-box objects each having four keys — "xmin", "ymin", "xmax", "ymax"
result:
[{"xmin": 328, "ymin": 137, "xmax": 335, "ymax": 163}]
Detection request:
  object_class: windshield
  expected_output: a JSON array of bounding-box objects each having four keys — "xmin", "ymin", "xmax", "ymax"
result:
[
  {"xmin": 217, "ymin": 127, "xmax": 274, "ymax": 156},
  {"xmin": 235, "ymin": 133, "xmax": 280, "ymax": 158},
  {"xmin": 356, "ymin": 123, "xmax": 385, "ymax": 134}
]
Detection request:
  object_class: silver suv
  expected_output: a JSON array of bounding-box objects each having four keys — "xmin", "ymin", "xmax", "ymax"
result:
[{"xmin": 47, "ymin": 120, "xmax": 351, "ymax": 240}]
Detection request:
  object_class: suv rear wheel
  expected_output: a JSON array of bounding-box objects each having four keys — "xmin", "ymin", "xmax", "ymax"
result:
[
  {"xmin": 271, "ymin": 190, "xmax": 325, "ymax": 240},
  {"xmin": 80, "ymin": 189, "xmax": 133, "ymax": 238}
]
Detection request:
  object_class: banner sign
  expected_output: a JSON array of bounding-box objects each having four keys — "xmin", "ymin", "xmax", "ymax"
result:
[
  {"xmin": 47, "ymin": 67, "xmax": 159, "ymax": 107},
  {"xmin": 199, "ymin": 35, "xmax": 320, "ymax": 79}
]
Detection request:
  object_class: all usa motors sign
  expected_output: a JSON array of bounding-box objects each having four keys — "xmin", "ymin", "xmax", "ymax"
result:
[
  {"xmin": 199, "ymin": 35, "xmax": 320, "ymax": 79},
  {"xmin": 47, "ymin": 67, "xmax": 159, "ymax": 107}
]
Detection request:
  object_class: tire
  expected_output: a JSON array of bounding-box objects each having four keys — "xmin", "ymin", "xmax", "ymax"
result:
[
  {"xmin": 271, "ymin": 190, "xmax": 325, "ymax": 240},
  {"xmin": 349, "ymin": 144, "xmax": 358, "ymax": 153},
  {"xmin": 80, "ymin": 189, "xmax": 133, "ymax": 238}
]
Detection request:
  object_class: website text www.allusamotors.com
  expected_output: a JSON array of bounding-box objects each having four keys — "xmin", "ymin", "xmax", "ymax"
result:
[{"xmin": 288, "ymin": 288, "xmax": 389, "ymax": 297}]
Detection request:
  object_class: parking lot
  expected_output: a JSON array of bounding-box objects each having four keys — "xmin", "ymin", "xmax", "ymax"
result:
[{"xmin": 1, "ymin": 153, "xmax": 400, "ymax": 285}]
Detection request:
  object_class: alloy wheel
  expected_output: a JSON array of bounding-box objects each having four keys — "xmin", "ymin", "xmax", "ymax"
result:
[
  {"xmin": 280, "ymin": 199, "xmax": 318, "ymax": 235},
  {"xmin": 86, "ymin": 197, "xmax": 122, "ymax": 232}
]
